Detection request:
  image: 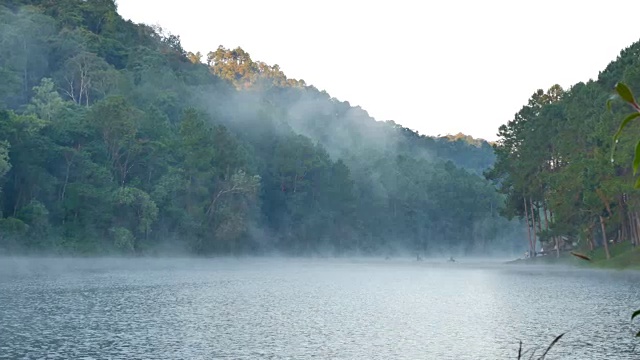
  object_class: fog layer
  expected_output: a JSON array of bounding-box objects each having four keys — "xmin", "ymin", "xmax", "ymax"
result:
[{"xmin": 0, "ymin": 2, "xmax": 522, "ymax": 257}]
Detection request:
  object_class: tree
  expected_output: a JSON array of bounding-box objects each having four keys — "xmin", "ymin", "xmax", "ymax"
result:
[
  {"xmin": 0, "ymin": 6, "xmax": 56, "ymax": 106},
  {"xmin": 0, "ymin": 141, "xmax": 10, "ymax": 192},
  {"xmin": 111, "ymin": 186, "xmax": 158, "ymax": 250},
  {"xmin": 0, "ymin": 0, "xmax": 522, "ymax": 256},
  {"xmin": 58, "ymin": 51, "xmax": 118, "ymax": 106},
  {"xmin": 25, "ymin": 78, "xmax": 67, "ymax": 121},
  {"xmin": 89, "ymin": 96, "xmax": 144, "ymax": 186}
]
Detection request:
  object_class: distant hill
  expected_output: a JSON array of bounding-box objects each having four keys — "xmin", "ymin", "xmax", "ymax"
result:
[
  {"xmin": 0, "ymin": 0, "xmax": 520, "ymax": 256},
  {"xmin": 196, "ymin": 51, "xmax": 496, "ymax": 176}
]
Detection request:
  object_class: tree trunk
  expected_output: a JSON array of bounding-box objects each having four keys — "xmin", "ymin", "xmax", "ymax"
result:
[
  {"xmin": 293, "ymin": 174, "xmax": 297, "ymax": 193},
  {"xmin": 536, "ymin": 201, "xmax": 543, "ymax": 240},
  {"xmin": 627, "ymin": 210, "xmax": 636, "ymax": 246},
  {"xmin": 620, "ymin": 195, "xmax": 629, "ymax": 242},
  {"xmin": 61, "ymin": 149, "xmax": 79, "ymax": 203},
  {"xmin": 595, "ymin": 188, "xmax": 613, "ymax": 217},
  {"xmin": 524, "ymin": 196, "xmax": 533, "ymax": 257},
  {"xmin": 22, "ymin": 39, "xmax": 28, "ymax": 99},
  {"xmin": 543, "ymin": 203, "xmax": 550, "ymax": 230},
  {"xmin": 530, "ymin": 198, "xmax": 537, "ymax": 256},
  {"xmin": 548, "ymin": 209, "xmax": 559, "ymax": 257},
  {"xmin": 631, "ymin": 211, "xmax": 638, "ymax": 247},
  {"xmin": 634, "ymin": 212, "xmax": 640, "ymax": 247},
  {"xmin": 61, "ymin": 161, "xmax": 71, "ymax": 203},
  {"xmin": 13, "ymin": 172, "xmax": 22, "ymax": 217},
  {"xmin": 186, "ymin": 175, "xmax": 193, "ymax": 215},
  {"xmin": 599, "ymin": 215, "xmax": 611, "ymax": 260},
  {"xmin": 633, "ymin": 212, "xmax": 639, "ymax": 246}
]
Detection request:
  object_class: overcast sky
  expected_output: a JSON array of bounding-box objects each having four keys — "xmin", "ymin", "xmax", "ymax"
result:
[{"xmin": 117, "ymin": 0, "xmax": 640, "ymax": 141}]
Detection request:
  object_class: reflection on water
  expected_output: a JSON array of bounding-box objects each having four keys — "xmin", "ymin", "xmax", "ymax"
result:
[{"xmin": 0, "ymin": 258, "xmax": 639, "ymax": 359}]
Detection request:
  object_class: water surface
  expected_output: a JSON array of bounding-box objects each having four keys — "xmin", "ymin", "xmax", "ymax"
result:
[{"xmin": 1, "ymin": 257, "xmax": 639, "ymax": 359}]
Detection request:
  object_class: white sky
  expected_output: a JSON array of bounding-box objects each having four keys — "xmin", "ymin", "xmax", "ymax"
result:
[{"xmin": 117, "ymin": 0, "xmax": 640, "ymax": 141}]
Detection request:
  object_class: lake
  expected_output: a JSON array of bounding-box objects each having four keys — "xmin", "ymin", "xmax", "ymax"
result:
[{"xmin": 0, "ymin": 257, "xmax": 639, "ymax": 359}]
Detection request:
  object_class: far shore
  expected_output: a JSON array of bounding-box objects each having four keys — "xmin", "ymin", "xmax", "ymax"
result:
[{"xmin": 504, "ymin": 242, "xmax": 640, "ymax": 271}]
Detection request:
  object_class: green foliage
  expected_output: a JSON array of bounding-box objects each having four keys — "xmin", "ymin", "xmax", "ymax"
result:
[
  {"xmin": 0, "ymin": 0, "xmax": 518, "ymax": 256},
  {"xmin": 489, "ymin": 40, "xmax": 640, "ymax": 263},
  {"xmin": 0, "ymin": 5, "xmax": 56, "ymax": 107},
  {"xmin": 112, "ymin": 187, "xmax": 158, "ymax": 235},
  {"xmin": 207, "ymin": 46, "xmax": 305, "ymax": 90},
  {"xmin": 110, "ymin": 226, "xmax": 134, "ymax": 254},
  {"xmin": 0, "ymin": 140, "xmax": 10, "ymax": 183},
  {"xmin": 611, "ymin": 82, "xmax": 640, "ymax": 183},
  {"xmin": 25, "ymin": 78, "xmax": 67, "ymax": 121},
  {"xmin": 608, "ymin": 81, "xmax": 640, "ymax": 339},
  {"xmin": 0, "ymin": 217, "xmax": 28, "ymax": 250}
]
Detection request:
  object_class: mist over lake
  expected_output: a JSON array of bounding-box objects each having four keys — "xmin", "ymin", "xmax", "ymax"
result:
[
  {"xmin": 1, "ymin": 257, "xmax": 638, "ymax": 359},
  {"xmin": 4, "ymin": 1, "xmax": 640, "ymax": 359}
]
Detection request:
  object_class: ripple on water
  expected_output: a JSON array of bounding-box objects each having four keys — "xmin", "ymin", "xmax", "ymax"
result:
[{"xmin": 0, "ymin": 258, "xmax": 639, "ymax": 359}]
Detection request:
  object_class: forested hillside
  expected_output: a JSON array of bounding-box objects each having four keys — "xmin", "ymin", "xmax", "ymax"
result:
[
  {"xmin": 487, "ymin": 41, "xmax": 640, "ymax": 259},
  {"xmin": 0, "ymin": 0, "xmax": 519, "ymax": 256}
]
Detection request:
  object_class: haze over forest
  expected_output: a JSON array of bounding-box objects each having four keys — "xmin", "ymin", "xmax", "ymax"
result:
[
  {"xmin": 1, "ymin": 0, "xmax": 640, "ymax": 262},
  {"xmin": 0, "ymin": 0, "xmax": 524, "ymax": 256}
]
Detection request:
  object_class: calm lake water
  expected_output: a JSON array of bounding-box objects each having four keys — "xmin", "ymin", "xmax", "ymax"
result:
[{"xmin": 0, "ymin": 257, "xmax": 639, "ymax": 359}]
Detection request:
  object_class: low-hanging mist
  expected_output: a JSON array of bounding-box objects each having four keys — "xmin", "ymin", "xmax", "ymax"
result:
[{"xmin": 0, "ymin": 1, "xmax": 523, "ymax": 257}]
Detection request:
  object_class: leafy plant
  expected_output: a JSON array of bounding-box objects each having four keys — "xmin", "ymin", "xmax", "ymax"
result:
[
  {"xmin": 611, "ymin": 82, "xmax": 640, "ymax": 188},
  {"xmin": 609, "ymin": 81, "xmax": 640, "ymax": 337},
  {"xmin": 632, "ymin": 310, "xmax": 640, "ymax": 337},
  {"xmin": 517, "ymin": 333, "xmax": 565, "ymax": 360}
]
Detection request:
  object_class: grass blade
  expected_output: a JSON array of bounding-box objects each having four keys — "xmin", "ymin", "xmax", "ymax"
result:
[
  {"xmin": 517, "ymin": 340, "xmax": 523, "ymax": 360},
  {"xmin": 539, "ymin": 333, "xmax": 565, "ymax": 359}
]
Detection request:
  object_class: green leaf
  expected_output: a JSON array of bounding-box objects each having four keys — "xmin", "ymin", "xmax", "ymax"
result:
[
  {"xmin": 616, "ymin": 82, "xmax": 637, "ymax": 104},
  {"xmin": 634, "ymin": 141, "xmax": 640, "ymax": 176},
  {"xmin": 607, "ymin": 95, "xmax": 618, "ymax": 112},
  {"xmin": 613, "ymin": 113, "xmax": 640, "ymax": 141},
  {"xmin": 632, "ymin": 309, "xmax": 640, "ymax": 321}
]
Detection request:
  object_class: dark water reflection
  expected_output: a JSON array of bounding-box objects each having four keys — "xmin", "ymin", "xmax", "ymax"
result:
[{"xmin": 0, "ymin": 257, "xmax": 639, "ymax": 359}]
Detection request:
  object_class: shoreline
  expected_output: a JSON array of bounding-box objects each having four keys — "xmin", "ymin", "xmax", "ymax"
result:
[{"xmin": 504, "ymin": 244, "xmax": 640, "ymax": 271}]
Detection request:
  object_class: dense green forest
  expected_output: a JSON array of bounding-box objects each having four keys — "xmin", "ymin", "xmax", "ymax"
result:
[
  {"xmin": 486, "ymin": 42, "xmax": 640, "ymax": 260},
  {"xmin": 0, "ymin": 0, "xmax": 520, "ymax": 256}
]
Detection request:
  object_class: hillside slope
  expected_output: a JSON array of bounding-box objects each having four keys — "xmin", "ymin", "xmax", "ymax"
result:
[{"xmin": 0, "ymin": 0, "xmax": 518, "ymax": 256}]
